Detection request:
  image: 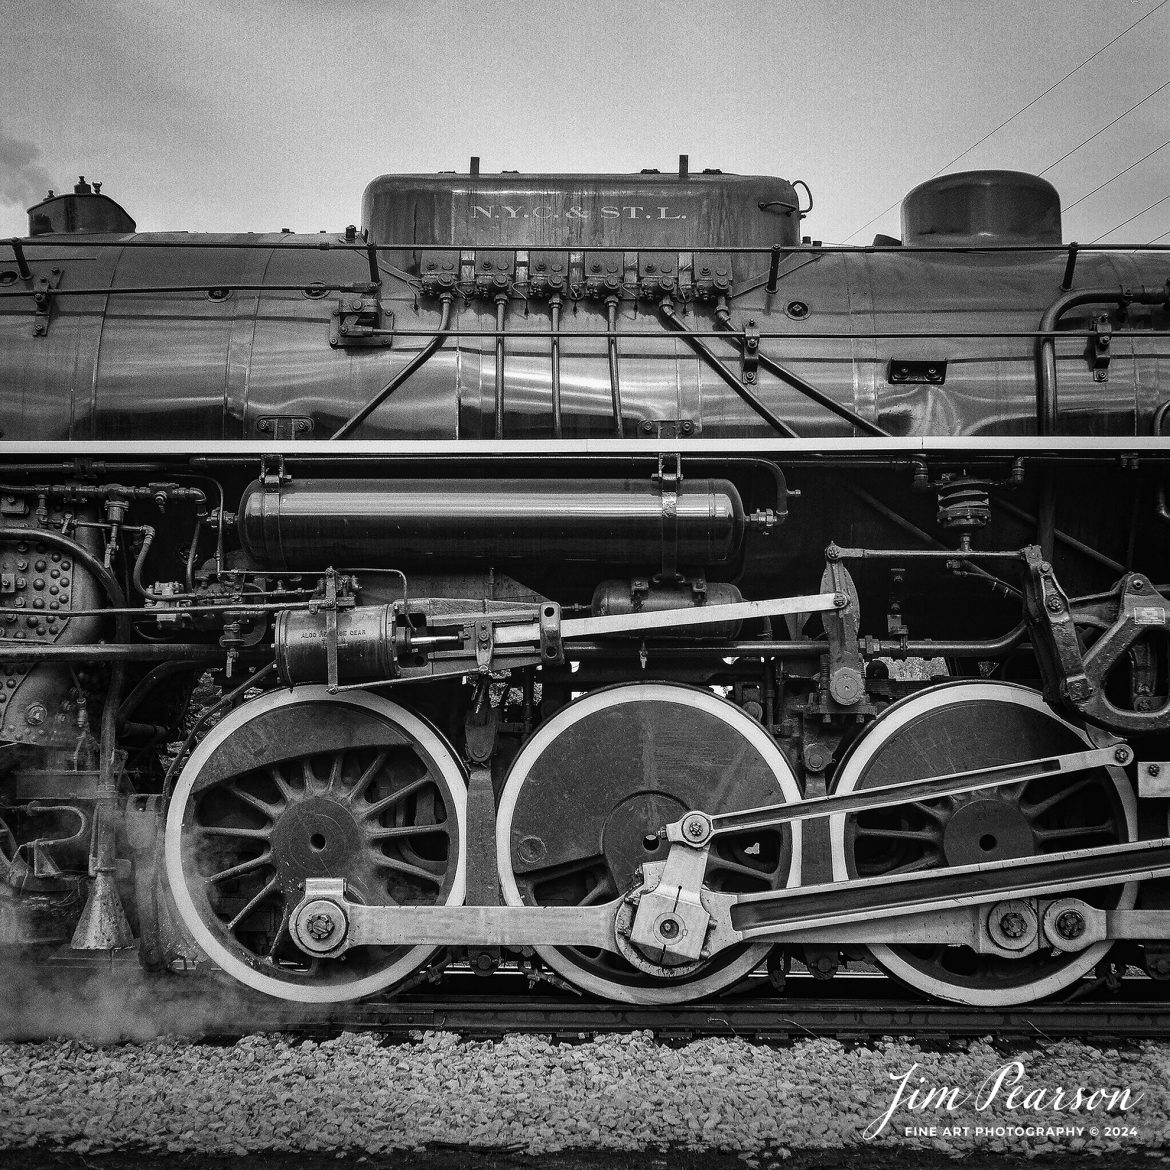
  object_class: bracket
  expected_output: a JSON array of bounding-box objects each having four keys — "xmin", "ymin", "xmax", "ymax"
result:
[
  {"xmin": 330, "ymin": 285, "xmax": 391, "ymax": 348},
  {"xmin": 819, "ymin": 550, "xmax": 865, "ymax": 707},
  {"xmin": 260, "ymin": 454, "xmax": 287, "ymax": 492},
  {"xmin": 654, "ymin": 453, "xmax": 683, "ymax": 580},
  {"xmin": 1023, "ymin": 547, "xmax": 1170, "ymax": 733},
  {"xmin": 30, "ymin": 268, "xmax": 62, "ymax": 338},
  {"xmin": 1087, "ymin": 312, "xmax": 1112, "ymax": 382},
  {"xmin": 741, "ymin": 319, "xmax": 760, "ymax": 384}
]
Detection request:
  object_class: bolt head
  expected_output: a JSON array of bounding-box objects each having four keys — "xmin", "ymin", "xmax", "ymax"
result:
[
  {"xmin": 1115, "ymin": 746, "xmax": 1132, "ymax": 764},
  {"xmin": 657, "ymin": 918, "xmax": 680, "ymax": 939},
  {"xmin": 1045, "ymin": 595, "xmax": 1064, "ymax": 613},
  {"xmin": 1149, "ymin": 763, "xmax": 1161, "ymax": 777},
  {"xmin": 24, "ymin": 703, "xmax": 46, "ymax": 727},
  {"xmin": 999, "ymin": 911, "xmax": 1027, "ymax": 939},
  {"xmin": 1055, "ymin": 908, "xmax": 1086, "ymax": 939}
]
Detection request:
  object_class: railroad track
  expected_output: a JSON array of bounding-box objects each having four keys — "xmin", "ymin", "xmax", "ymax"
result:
[
  {"xmin": 10, "ymin": 957, "xmax": 1170, "ymax": 1044},
  {"xmin": 210, "ymin": 991, "xmax": 1170, "ymax": 1043}
]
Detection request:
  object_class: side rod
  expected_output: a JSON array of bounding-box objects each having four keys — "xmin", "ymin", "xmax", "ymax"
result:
[{"xmin": 663, "ymin": 744, "xmax": 1130, "ymax": 844}]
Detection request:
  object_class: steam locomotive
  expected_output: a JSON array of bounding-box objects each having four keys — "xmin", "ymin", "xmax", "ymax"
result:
[{"xmin": 1, "ymin": 159, "xmax": 1169, "ymax": 1007}]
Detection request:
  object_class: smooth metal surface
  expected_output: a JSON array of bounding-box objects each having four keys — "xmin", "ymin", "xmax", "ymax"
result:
[
  {"xmin": 1, "ymin": 199, "xmax": 1166, "ymax": 440},
  {"xmin": 238, "ymin": 476, "xmax": 750, "ymax": 568}
]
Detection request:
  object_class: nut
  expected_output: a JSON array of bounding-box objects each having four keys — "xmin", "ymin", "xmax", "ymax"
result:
[
  {"xmin": 1055, "ymin": 908, "xmax": 1086, "ymax": 940},
  {"xmin": 999, "ymin": 911, "xmax": 1028, "ymax": 940},
  {"xmin": 305, "ymin": 913, "xmax": 336, "ymax": 941}
]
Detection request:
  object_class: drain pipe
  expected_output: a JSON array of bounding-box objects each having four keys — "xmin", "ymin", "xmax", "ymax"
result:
[
  {"xmin": 493, "ymin": 294, "xmax": 509, "ymax": 439},
  {"xmin": 606, "ymin": 296, "xmax": 624, "ymax": 436},
  {"xmin": 550, "ymin": 294, "xmax": 563, "ymax": 438}
]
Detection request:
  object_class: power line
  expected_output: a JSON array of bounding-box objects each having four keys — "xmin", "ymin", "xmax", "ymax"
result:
[
  {"xmin": 929, "ymin": 0, "xmax": 1167, "ymax": 177},
  {"xmin": 842, "ymin": 0, "xmax": 1168, "ymax": 242},
  {"xmin": 1039, "ymin": 80, "xmax": 1170, "ymax": 175},
  {"xmin": 1150, "ymin": 227, "xmax": 1170, "ymax": 244},
  {"xmin": 1063, "ymin": 137, "xmax": 1170, "ymax": 212},
  {"xmin": 1090, "ymin": 192, "xmax": 1170, "ymax": 242}
]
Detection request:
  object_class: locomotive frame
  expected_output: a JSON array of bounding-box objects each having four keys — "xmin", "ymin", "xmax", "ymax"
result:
[{"xmin": 3, "ymin": 163, "xmax": 1170, "ymax": 1008}]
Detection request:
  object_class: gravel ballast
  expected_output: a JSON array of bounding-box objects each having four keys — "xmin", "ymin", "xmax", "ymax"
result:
[{"xmin": 2, "ymin": 1031, "xmax": 1168, "ymax": 1160}]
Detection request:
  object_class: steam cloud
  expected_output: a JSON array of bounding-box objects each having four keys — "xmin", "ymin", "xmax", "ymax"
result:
[{"xmin": 0, "ymin": 127, "xmax": 54, "ymax": 209}]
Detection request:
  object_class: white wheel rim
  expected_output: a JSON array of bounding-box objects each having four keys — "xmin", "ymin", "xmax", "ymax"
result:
[
  {"xmin": 164, "ymin": 685, "xmax": 467, "ymax": 1003},
  {"xmin": 497, "ymin": 682, "xmax": 802, "ymax": 1004},
  {"xmin": 829, "ymin": 681, "xmax": 1137, "ymax": 1006}
]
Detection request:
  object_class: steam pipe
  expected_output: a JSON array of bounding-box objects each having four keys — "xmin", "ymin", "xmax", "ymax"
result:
[
  {"xmin": 714, "ymin": 317, "xmax": 890, "ymax": 437},
  {"xmin": 550, "ymin": 294, "xmax": 563, "ymax": 439},
  {"xmin": 1035, "ymin": 283, "xmax": 1170, "ymax": 435},
  {"xmin": 331, "ymin": 294, "xmax": 452, "ymax": 438},
  {"xmin": 660, "ymin": 298, "xmax": 798, "ymax": 438},
  {"xmin": 606, "ymin": 297, "xmax": 624, "ymax": 437},
  {"xmin": 0, "ymin": 643, "xmax": 232, "ymax": 662}
]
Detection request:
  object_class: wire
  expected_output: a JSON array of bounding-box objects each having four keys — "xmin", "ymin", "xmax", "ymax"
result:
[
  {"xmin": 1091, "ymin": 193, "xmax": 1170, "ymax": 242},
  {"xmin": 1063, "ymin": 137, "xmax": 1170, "ymax": 212},
  {"xmin": 842, "ymin": 0, "xmax": 1169, "ymax": 242},
  {"xmin": 1040, "ymin": 80, "xmax": 1170, "ymax": 175},
  {"xmin": 1150, "ymin": 227, "xmax": 1170, "ymax": 244},
  {"xmin": 931, "ymin": 0, "xmax": 1167, "ymax": 177}
]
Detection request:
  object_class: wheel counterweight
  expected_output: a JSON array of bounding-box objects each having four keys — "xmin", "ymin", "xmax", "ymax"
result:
[
  {"xmin": 164, "ymin": 686, "xmax": 467, "ymax": 1002},
  {"xmin": 497, "ymin": 683, "xmax": 802, "ymax": 1003},
  {"xmin": 829, "ymin": 681, "xmax": 1137, "ymax": 1006}
]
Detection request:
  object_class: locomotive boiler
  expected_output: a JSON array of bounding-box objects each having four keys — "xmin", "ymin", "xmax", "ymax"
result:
[{"xmin": 1, "ymin": 160, "xmax": 1169, "ymax": 1009}]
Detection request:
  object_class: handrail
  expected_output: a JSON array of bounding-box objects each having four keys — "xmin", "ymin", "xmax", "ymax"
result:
[{"xmin": 6, "ymin": 235, "xmax": 1170, "ymax": 255}]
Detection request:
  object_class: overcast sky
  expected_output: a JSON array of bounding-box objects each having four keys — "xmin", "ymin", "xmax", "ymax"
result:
[{"xmin": 1, "ymin": 0, "xmax": 1167, "ymax": 245}]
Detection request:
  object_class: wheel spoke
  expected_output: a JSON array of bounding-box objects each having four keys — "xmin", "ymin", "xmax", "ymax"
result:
[
  {"xmin": 361, "ymin": 775, "xmax": 431, "ymax": 819},
  {"xmin": 265, "ymin": 905, "xmax": 291, "ymax": 959},
  {"xmin": 301, "ymin": 757, "xmax": 319, "ymax": 793},
  {"xmin": 373, "ymin": 853, "xmax": 444, "ymax": 886},
  {"xmin": 268, "ymin": 764, "xmax": 297, "ymax": 803},
  {"xmin": 327, "ymin": 751, "xmax": 345, "ymax": 794},
  {"xmin": 577, "ymin": 876, "xmax": 617, "ymax": 906},
  {"xmin": 368, "ymin": 822, "xmax": 450, "ymax": 842},
  {"xmin": 909, "ymin": 801, "xmax": 948, "ymax": 823},
  {"xmin": 225, "ymin": 783, "xmax": 280, "ymax": 820},
  {"xmin": 354, "ymin": 749, "xmax": 389, "ymax": 799},
  {"xmin": 199, "ymin": 825, "xmax": 271, "ymax": 842},
  {"xmin": 226, "ymin": 878, "xmax": 280, "ymax": 932},
  {"xmin": 1020, "ymin": 776, "xmax": 1097, "ymax": 820},
  {"xmin": 708, "ymin": 855, "xmax": 777, "ymax": 882},
  {"xmin": 869, "ymin": 851, "xmax": 941, "ymax": 877},
  {"xmin": 856, "ymin": 826, "xmax": 939, "ymax": 843},
  {"xmin": 204, "ymin": 852, "xmax": 272, "ymax": 885},
  {"xmin": 1033, "ymin": 821, "xmax": 1115, "ymax": 843}
]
